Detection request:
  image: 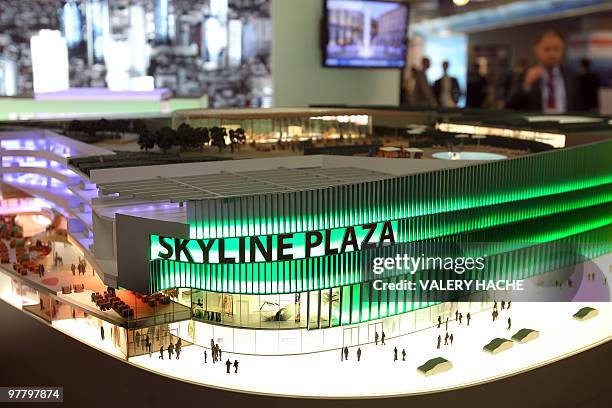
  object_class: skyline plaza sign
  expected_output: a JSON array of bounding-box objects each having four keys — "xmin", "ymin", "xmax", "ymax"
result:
[{"xmin": 151, "ymin": 220, "xmax": 398, "ymax": 264}]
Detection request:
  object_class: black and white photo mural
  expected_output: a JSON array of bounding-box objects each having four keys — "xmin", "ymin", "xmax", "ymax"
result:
[{"xmin": 0, "ymin": 0, "xmax": 272, "ymax": 107}]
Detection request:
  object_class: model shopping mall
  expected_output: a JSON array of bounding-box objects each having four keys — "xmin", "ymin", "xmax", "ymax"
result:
[{"xmin": 0, "ymin": 110, "xmax": 610, "ymax": 364}]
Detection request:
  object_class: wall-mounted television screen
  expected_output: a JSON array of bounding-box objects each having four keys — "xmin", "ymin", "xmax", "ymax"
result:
[{"xmin": 323, "ymin": 0, "xmax": 409, "ymax": 68}]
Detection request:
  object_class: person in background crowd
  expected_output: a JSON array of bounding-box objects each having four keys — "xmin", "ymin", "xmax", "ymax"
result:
[
  {"xmin": 501, "ymin": 58, "xmax": 528, "ymax": 107},
  {"xmin": 579, "ymin": 58, "xmax": 599, "ymax": 111},
  {"xmin": 408, "ymin": 57, "xmax": 438, "ymax": 108},
  {"xmin": 466, "ymin": 63, "xmax": 488, "ymax": 108},
  {"xmin": 434, "ymin": 61, "xmax": 461, "ymax": 108},
  {"xmin": 506, "ymin": 30, "xmax": 583, "ymax": 112}
]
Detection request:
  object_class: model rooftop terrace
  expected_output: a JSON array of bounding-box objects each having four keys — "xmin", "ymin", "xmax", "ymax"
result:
[{"xmin": 98, "ymin": 166, "xmax": 392, "ymax": 202}]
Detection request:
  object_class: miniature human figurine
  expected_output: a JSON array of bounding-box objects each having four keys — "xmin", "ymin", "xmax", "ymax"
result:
[
  {"xmin": 234, "ymin": 359, "xmax": 239, "ymax": 373},
  {"xmin": 357, "ymin": 347, "xmax": 362, "ymax": 362},
  {"xmin": 167, "ymin": 342, "xmax": 174, "ymax": 359},
  {"xmin": 226, "ymin": 359, "xmax": 232, "ymax": 374},
  {"xmin": 159, "ymin": 345, "xmax": 164, "ymax": 360}
]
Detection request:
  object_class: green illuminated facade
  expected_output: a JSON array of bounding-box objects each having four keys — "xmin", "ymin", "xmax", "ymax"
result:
[{"xmin": 150, "ymin": 140, "xmax": 612, "ymax": 330}]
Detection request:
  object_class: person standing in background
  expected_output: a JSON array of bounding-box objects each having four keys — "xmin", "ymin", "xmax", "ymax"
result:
[
  {"xmin": 434, "ymin": 61, "xmax": 461, "ymax": 108},
  {"xmin": 408, "ymin": 57, "xmax": 438, "ymax": 108},
  {"xmin": 466, "ymin": 63, "xmax": 488, "ymax": 108},
  {"xmin": 506, "ymin": 30, "xmax": 583, "ymax": 112},
  {"xmin": 578, "ymin": 58, "xmax": 599, "ymax": 111}
]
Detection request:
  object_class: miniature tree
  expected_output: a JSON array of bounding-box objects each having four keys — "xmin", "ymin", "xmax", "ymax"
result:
[
  {"xmin": 235, "ymin": 128, "xmax": 247, "ymax": 143},
  {"xmin": 137, "ymin": 129, "xmax": 156, "ymax": 152},
  {"xmin": 210, "ymin": 126, "xmax": 226, "ymax": 151},
  {"xmin": 132, "ymin": 119, "xmax": 147, "ymax": 135},
  {"xmin": 194, "ymin": 127, "xmax": 210, "ymax": 150},
  {"xmin": 155, "ymin": 126, "xmax": 176, "ymax": 152},
  {"xmin": 68, "ymin": 120, "xmax": 83, "ymax": 135},
  {"xmin": 176, "ymin": 123, "xmax": 195, "ymax": 151},
  {"xmin": 98, "ymin": 118, "xmax": 110, "ymax": 135}
]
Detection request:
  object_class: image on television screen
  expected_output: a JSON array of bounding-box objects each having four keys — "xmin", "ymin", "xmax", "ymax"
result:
[{"xmin": 325, "ymin": 0, "xmax": 409, "ymax": 68}]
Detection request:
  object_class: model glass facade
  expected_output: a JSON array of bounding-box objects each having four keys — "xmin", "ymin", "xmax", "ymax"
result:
[{"xmin": 150, "ymin": 141, "xmax": 612, "ymax": 330}]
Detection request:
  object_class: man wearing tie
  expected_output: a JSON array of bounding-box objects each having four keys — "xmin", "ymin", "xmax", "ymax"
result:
[{"xmin": 506, "ymin": 30, "xmax": 583, "ymax": 112}]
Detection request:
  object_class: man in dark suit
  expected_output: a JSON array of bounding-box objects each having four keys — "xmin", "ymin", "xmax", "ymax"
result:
[
  {"xmin": 506, "ymin": 30, "xmax": 583, "ymax": 112},
  {"xmin": 433, "ymin": 61, "xmax": 461, "ymax": 108}
]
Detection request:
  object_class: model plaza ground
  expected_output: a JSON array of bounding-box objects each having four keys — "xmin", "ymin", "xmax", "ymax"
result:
[
  {"xmin": 128, "ymin": 301, "xmax": 612, "ymax": 397},
  {"xmin": 121, "ymin": 256, "xmax": 612, "ymax": 397}
]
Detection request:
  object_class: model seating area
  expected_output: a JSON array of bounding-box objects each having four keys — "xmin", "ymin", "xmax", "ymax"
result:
[
  {"xmin": 0, "ymin": 242, "xmax": 9, "ymax": 264},
  {"xmin": 135, "ymin": 291, "xmax": 171, "ymax": 307},
  {"xmin": 62, "ymin": 284, "xmax": 85, "ymax": 294},
  {"xmin": 29, "ymin": 240, "xmax": 52, "ymax": 257},
  {"xmin": 0, "ymin": 215, "xmax": 60, "ymax": 280},
  {"xmin": 12, "ymin": 260, "xmax": 38, "ymax": 276},
  {"xmin": 91, "ymin": 287, "xmax": 134, "ymax": 317}
]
